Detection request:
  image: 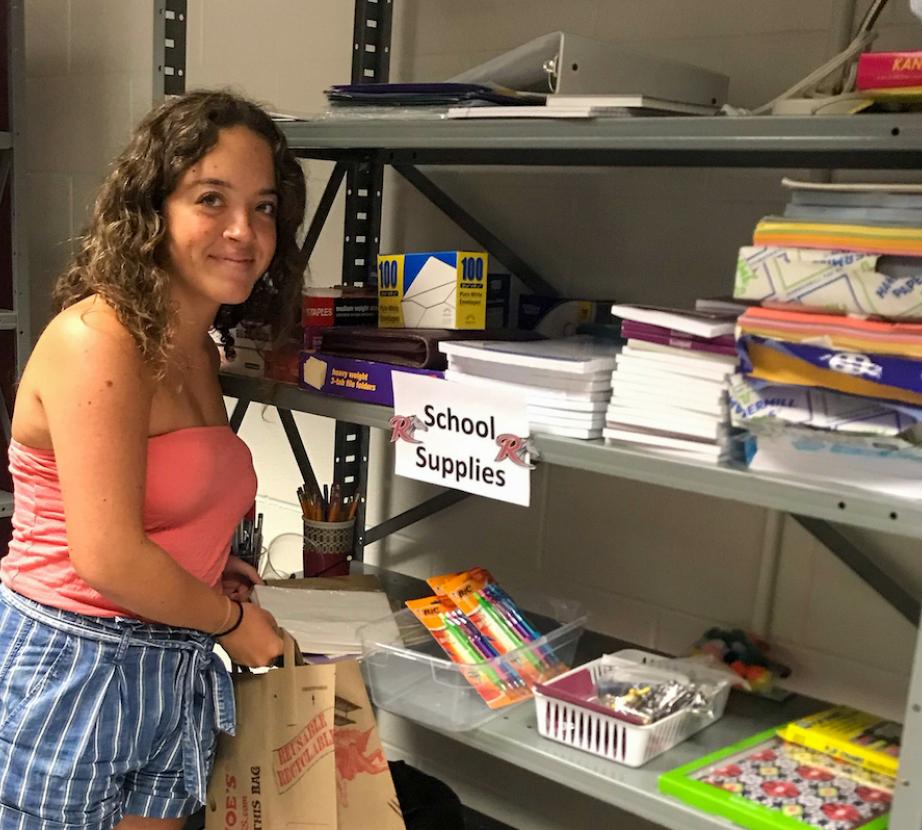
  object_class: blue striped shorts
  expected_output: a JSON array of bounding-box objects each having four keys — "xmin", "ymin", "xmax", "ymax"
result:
[{"xmin": 0, "ymin": 585, "xmax": 236, "ymax": 830}]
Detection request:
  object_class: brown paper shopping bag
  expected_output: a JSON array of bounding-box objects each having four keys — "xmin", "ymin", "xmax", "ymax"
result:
[
  {"xmin": 333, "ymin": 659, "xmax": 406, "ymax": 830},
  {"xmin": 206, "ymin": 632, "xmax": 338, "ymax": 830}
]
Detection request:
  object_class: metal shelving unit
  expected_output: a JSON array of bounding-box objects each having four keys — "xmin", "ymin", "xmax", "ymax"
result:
[
  {"xmin": 213, "ymin": 7, "xmax": 922, "ymax": 829},
  {"xmin": 279, "ymin": 113, "xmax": 922, "ymax": 167},
  {"xmin": 362, "ymin": 563, "xmax": 823, "ymax": 830},
  {"xmin": 219, "ymin": 106, "xmax": 922, "ymax": 830},
  {"xmin": 220, "ymin": 374, "xmax": 922, "ymax": 538},
  {"xmin": 378, "ymin": 694, "xmax": 819, "ymax": 830}
]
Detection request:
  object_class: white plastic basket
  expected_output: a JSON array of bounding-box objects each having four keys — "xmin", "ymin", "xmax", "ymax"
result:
[{"xmin": 534, "ymin": 649, "xmax": 731, "ymax": 767}]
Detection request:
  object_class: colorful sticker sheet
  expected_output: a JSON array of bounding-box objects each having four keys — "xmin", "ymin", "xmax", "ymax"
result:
[{"xmin": 690, "ymin": 736, "xmax": 892, "ymax": 830}]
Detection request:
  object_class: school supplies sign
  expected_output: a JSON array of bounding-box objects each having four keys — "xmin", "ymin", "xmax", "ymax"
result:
[{"xmin": 391, "ymin": 373, "xmax": 532, "ymax": 506}]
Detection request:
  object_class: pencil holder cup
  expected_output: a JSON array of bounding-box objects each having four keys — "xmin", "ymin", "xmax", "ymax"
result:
[{"xmin": 302, "ymin": 518, "xmax": 356, "ymax": 577}]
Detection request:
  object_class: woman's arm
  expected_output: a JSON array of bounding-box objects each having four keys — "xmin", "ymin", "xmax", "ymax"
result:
[{"xmin": 35, "ymin": 303, "xmax": 280, "ymax": 664}]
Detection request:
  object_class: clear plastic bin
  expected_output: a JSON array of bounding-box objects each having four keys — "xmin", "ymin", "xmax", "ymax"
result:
[{"xmin": 358, "ymin": 595, "xmax": 586, "ymax": 732}]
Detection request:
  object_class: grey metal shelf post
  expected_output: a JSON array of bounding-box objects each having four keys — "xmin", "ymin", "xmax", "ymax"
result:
[{"xmin": 332, "ymin": 0, "xmax": 393, "ymax": 560}]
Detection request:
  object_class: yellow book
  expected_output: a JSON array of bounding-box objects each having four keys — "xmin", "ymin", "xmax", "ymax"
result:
[{"xmin": 776, "ymin": 706, "xmax": 901, "ymax": 777}]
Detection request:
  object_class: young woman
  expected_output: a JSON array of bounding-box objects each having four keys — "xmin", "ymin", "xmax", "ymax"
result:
[{"xmin": 0, "ymin": 90, "xmax": 306, "ymax": 829}]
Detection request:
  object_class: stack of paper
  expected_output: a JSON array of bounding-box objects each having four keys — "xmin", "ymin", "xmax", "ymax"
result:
[
  {"xmin": 439, "ymin": 337, "xmax": 620, "ymax": 439},
  {"xmin": 605, "ymin": 305, "xmax": 740, "ymax": 459},
  {"xmin": 726, "ymin": 177, "xmax": 922, "ymax": 492},
  {"xmin": 254, "ymin": 585, "xmax": 399, "ymax": 657}
]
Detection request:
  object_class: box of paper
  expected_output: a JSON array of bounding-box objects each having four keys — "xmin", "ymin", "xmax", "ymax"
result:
[{"xmin": 377, "ymin": 251, "xmax": 488, "ymax": 329}]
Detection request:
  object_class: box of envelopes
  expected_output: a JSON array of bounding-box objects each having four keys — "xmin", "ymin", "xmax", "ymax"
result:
[
  {"xmin": 377, "ymin": 251, "xmax": 488, "ymax": 329},
  {"xmin": 299, "ymin": 352, "xmax": 444, "ymax": 406}
]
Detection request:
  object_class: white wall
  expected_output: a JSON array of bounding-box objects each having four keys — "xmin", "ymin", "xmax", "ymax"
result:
[{"xmin": 23, "ymin": 3, "xmax": 922, "ymax": 827}]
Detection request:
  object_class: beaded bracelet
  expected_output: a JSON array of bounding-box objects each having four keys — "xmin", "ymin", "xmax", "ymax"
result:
[{"xmin": 214, "ymin": 600, "xmax": 244, "ymax": 638}]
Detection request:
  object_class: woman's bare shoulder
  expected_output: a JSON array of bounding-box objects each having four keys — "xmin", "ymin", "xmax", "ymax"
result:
[
  {"xmin": 34, "ymin": 296, "xmax": 153, "ymax": 393},
  {"xmin": 42, "ymin": 297, "xmax": 141, "ymax": 361}
]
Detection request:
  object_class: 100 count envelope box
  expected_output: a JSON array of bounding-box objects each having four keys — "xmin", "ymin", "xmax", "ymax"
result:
[
  {"xmin": 299, "ymin": 352, "xmax": 443, "ymax": 407},
  {"xmin": 377, "ymin": 251, "xmax": 488, "ymax": 329}
]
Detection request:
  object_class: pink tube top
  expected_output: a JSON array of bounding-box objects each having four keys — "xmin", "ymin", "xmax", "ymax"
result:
[{"xmin": 1, "ymin": 425, "xmax": 257, "ymax": 617}]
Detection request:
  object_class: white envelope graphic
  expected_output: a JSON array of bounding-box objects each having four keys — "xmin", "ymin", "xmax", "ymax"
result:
[{"xmin": 402, "ymin": 256, "xmax": 456, "ymax": 326}]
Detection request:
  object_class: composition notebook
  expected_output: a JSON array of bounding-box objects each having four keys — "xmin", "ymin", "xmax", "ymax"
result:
[
  {"xmin": 659, "ymin": 729, "xmax": 893, "ymax": 830},
  {"xmin": 659, "ymin": 729, "xmax": 895, "ymax": 830}
]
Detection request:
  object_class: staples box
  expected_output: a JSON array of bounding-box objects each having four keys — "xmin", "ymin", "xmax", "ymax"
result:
[
  {"xmin": 377, "ymin": 251, "xmax": 488, "ymax": 329},
  {"xmin": 299, "ymin": 352, "xmax": 443, "ymax": 407},
  {"xmin": 302, "ymin": 286, "xmax": 378, "ymax": 351}
]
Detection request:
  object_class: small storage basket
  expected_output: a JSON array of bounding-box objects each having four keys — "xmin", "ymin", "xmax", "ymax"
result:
[{"xmin": 534, "ymin": 649, "xmax": 731, "ymax": 767}]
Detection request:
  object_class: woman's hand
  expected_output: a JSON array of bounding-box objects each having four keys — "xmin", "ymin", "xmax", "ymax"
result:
[
  {"xmin": 221, "ymin": 554, "xmax": 263, "ymax": 601},
  {"xmin": 218, "ymin": 602, "xmax": 284, "ymax": 667}
]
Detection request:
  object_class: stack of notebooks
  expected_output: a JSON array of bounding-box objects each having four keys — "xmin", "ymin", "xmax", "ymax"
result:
[
  {"xmin": 604, "ymin": 304, "xmax": 741, "ymax": 460},
  {"xmin": 439, "ymin": 337, "xmax": 620, "ymax": 439},
  {"xmin": 661, "ymin": 705, "xmax": 900, "ymax": 830},
  {"xmin": 729, "ymin": 178, "xmax": 922, "ymax": 497}
]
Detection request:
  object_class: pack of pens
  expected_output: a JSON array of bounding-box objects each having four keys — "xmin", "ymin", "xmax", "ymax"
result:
[{"xmin": 405, "ymin": 568, "xmax": 570, "ymax": 710}]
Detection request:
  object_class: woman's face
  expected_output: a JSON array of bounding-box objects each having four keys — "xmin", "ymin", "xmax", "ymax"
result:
[{"xmin": 162, "ymin": 125, "xmax": 278, "ymax": 313}]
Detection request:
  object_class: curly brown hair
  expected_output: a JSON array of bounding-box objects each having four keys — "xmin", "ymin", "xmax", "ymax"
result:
[{"xmin": 53, "ymin": 89, "xmax": 306, "ymax": 373}]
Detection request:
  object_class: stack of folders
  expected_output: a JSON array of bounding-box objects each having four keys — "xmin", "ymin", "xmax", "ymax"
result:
[
  {"xmin": 439, "ymin": 337, "xmax": 620, "ymax": 439},
  {"xmin": 605, "ymin": 305, "xmax": 741, "ymax": 460}
]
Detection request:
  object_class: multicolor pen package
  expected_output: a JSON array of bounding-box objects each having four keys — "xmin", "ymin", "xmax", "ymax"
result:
[
  {"xmin": 406, "ymin": 568, "xmax": 570, "ymax": 709},
  {"xmin": 404, "ymin": 596, "xmax": 530, "ymax": 709}
]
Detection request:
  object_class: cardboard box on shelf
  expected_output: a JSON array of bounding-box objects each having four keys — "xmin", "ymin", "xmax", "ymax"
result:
[
  {"xmin": 302, "ymin": 286, "xmax": 378, "ymax": 351},
  {"xmin": 377, "ymin": 251, "xmax": 488, "ymax": 329}
]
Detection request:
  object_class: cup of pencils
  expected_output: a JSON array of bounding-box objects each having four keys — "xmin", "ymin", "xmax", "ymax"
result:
[{"xmin": 298, "ymin": 482, "xmax": 359, "ymax": 578}]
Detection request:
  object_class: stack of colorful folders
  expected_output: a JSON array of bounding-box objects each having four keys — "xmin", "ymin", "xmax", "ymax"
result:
[
  {"xmin": 604, "ymin": 304, "xmax": 741, "ymax": 460},
  {"xmin": 728, "ymin": 178, "xmax": 922, "ymax": 497}
]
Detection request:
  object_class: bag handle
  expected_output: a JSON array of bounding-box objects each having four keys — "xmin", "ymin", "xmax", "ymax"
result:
[
  {"xmin": 281, "ymin": 629, "xmax": 305, "ymax": 668},
  {"xmin": 279, "ymin": 629, "xmax": 308, "ymax": 727}
]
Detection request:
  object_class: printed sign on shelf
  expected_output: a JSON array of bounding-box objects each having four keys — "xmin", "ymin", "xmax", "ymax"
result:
[{"xmin": 391, "ymin": 373, "xmax": 532, "ymax": 507}]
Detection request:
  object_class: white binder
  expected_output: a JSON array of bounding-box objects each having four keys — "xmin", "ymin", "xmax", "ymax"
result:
[{"xmin": 450, "ymin": 31, "xmax": 729, "ymax": 108}]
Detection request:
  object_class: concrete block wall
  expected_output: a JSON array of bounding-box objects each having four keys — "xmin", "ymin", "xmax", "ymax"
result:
[{"xmin": 25, "ymin": 0, "xmax": 154, "ymax": 335}]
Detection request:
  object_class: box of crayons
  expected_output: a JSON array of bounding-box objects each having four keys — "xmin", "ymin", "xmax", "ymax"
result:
[{"xmin": 356, "ymin": 568, "xmax": 586, "ymax": 732}]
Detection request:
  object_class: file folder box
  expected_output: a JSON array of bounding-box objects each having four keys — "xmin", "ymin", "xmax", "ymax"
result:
[
  {"xmin": 358, "ymin": 596, "xmax": 586, "ymax": 732},
  {"xmin": 298, "ymin": 352, "xmax": 443, "ymax": 407}
]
